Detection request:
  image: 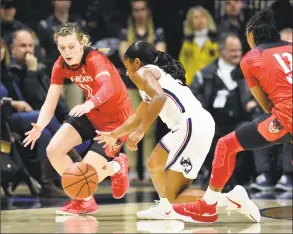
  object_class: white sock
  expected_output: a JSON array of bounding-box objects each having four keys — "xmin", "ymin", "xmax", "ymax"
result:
[
  {"xmin": 159, "ymin": 197, "xmax": 172, "ymax": 211},
  {"xmin": 83, "ymin": 196, "xmax": 92, "ymax": 201},
  {"xmin": 109, "ymin": 161, "xmax": 121, "ymax": 174},
  {"xmin": 203, "ymin": 187, "xmax": 220, "ymax": 205},
  {"xmin": 217, "ymin": 193, "xmax": 228, "ymax": 207}
]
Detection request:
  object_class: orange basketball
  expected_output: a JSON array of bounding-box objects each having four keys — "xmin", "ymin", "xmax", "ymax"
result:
[{"xmin": 61, "ymin": 162, "xmax": 99, "ymax": 200}]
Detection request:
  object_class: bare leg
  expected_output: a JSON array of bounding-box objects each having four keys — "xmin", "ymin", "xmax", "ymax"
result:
[
  {"xmin": 46, "ymin": 123, "xmax": 82, "ymax": 176},
  {"xmin": 82, "ymin": 151, "xmax": 115, "ymax": 183},
  {"xmin": 146, "ymin": 144, "xmax": 169, "ymax": 197},
  {"xmin": 165, "ymin": 169, "xmax": 204, "ymax": 203}
]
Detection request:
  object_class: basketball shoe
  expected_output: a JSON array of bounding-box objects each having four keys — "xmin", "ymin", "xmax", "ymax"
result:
[
  {"xmin": 137, "ymin": 200, "xmax": 191, "ymax": 222},
  {"xmin": 173, "ymin": 185, "xmax": 261, "ymax": 223},
  {"xmin": 56, "ymin": 197, "xmax": 99, "ymax": 215},
  {"xmin": 110, "ymin": 153, "xmax": 129, "ymax": 199}
]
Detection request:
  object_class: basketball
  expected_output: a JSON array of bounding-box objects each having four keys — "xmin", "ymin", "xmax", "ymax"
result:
[{"xmin": 61, "ymin": 162, "xmax": 99, "ymax": 200}]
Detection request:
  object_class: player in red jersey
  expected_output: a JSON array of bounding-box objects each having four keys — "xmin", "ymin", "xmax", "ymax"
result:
[
  {"xmin": 173, "ymin": 8, "xmax": 292, "ymax": 223},
  {"xmin": 23, "ymin": 23, "xmax": 133, "ymax": 215}
]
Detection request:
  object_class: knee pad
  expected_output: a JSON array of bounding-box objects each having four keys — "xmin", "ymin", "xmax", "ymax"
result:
[{"xmin": 212, "ymin": 132, "xmax": 243, "ymax": 168}]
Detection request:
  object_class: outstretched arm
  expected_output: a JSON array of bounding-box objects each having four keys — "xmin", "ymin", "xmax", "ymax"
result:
[
  {"xmin": 95, "ymin": 102, "xmax": 148, "ymax": 147},
  {"xmin": 111, "ymin": 101, "xmax": 148, "ymax": 138}
]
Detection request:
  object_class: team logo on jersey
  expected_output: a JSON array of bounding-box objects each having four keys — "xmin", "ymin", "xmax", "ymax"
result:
[
  {"xmin": 70, "ymin": 74, "xmax": 93, "ymax": 83},
  {"xmin": 180, "ymin": 157, "xmax": 193, "ymax": 174},
  {"xmin": 268, "ymin": 119, "xmax": 284, "ymax": 133}
]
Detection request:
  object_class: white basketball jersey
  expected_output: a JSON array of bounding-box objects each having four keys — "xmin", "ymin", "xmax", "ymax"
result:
[{"xmin": 138, "ymin": 64, "xmax": 206, "ymax": 130}]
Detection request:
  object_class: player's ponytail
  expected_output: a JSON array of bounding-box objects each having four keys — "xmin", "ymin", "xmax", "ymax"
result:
[
  {"xmin": 246, "ymin": 8, "xmax": 280, "ymax": 45},
  {"xmin": 156, "ymin": 51, "xmax": 186, "ymax": 85},
  {"xmin": 124, "ymin": 41, "xmax": 186, "ymax": 85}
]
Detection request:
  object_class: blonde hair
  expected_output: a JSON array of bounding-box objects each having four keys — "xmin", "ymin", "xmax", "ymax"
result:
[
  {"xmin": 54, "ymin": 22, "xmax": 91, "ymax": 46},
  {"xmin": 183, "ymin": 6, "xmax": 217, "ymax": 36},
  {"xmin": 1, "ymin": 39, "xmax": 10, "ymax": 66},
  {"xmin": 127, "ymin": 1, "xmax": 155, "ymax": 45}
]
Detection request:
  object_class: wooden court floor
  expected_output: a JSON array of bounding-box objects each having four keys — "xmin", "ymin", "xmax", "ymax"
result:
[{"xmin": 1, "ymin": 186, "xmax": 292, "ymax": 233}]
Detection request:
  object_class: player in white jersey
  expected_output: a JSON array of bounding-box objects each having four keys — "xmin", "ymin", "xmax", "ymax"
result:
[{"xmin": 95, "ymin": 41, "xmax": 260, "ymax": 222}]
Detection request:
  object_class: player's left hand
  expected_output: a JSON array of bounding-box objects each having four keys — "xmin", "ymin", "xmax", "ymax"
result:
[
  {"xmin": 127, "ymin": 129, "xmax": 144, "ymax": 151},
  {"xmin": 94, "ymin": 130, "xmax": 117, "ymax": 148},
  {"xmin": 69, "ymin": 101, "xmax": 95, "ymax": 117}
]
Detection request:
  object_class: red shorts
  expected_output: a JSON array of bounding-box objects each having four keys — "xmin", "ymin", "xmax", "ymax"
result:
[{"xmin": 67, "ymin": 105, "xmax": 133, "ymax": 160}]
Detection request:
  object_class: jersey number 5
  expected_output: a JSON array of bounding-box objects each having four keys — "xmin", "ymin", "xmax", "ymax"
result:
[{"xmin": 273, "ymin": 52, "xmax": 292, "ymax": 84}]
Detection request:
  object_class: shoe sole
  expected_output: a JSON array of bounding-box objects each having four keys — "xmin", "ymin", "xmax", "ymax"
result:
[
  {"xmin": 55, "ymin": 208, "xmax": 99, "ymax": 215},
  {"xmin": 228, "ymin": 185, "xmax": 261, "ymax": 223}
]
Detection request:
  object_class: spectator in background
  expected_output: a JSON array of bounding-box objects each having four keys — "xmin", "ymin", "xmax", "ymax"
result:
[
  {"xmin": 4, "ymin": 29, "xmax": 70, "ymax": 123},
  {"xmin": 280, "ymin": 28, "xmax": 292, "ymax": 42},
  {"xmin": 179, "ymin": 6, "xmax": 218, "ymax": 86},
  {"xmin": 119, "ymin": 0, "xmax": 166, "ymax": 181},
  {"xmin": 0, "ymin": 38, "xmax": 65, "ymax": 196},
  {"xmin": 0, "ymin": 0, "xmax": 44, "ymax": 62},
  {"xmin": 190, "ymin": 33, "xmax": 255, "ymax": 187},
  {"xmin": 216, "ymin": 0, "xmax": 250, "ymax": 53},
  {"xmin": 37, "ymin": 0, "xmax": 85, "ymax": 109}
]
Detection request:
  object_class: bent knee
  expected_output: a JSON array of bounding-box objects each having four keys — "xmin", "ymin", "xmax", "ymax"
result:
[{"xmin": 46, "ymin": 140, "xmax": 69, "ymax": 160}]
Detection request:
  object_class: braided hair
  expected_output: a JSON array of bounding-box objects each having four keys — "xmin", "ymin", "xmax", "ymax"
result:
[{"xmin": 246, "ymin": 8, "xmax": 280, "ymax": 45}]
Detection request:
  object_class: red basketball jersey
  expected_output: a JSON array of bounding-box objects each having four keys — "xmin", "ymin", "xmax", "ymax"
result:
[
  {"xmin": 51, "ymin": 47, "xmax": 132, "ymax": 130},
  {"xmin": 241, "ymin": 41, "xmax": 292, "ymax": 133}
]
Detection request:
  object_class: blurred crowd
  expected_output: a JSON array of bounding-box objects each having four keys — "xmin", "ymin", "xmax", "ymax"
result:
[{"xmin": 1, "ymin": 0, "xmax": 292, "ymax": 198}]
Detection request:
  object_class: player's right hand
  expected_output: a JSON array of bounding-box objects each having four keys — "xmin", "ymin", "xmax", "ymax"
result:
[
  {"xmin": 23, "ymin": 123, "xmax": 42, "ymax": 150},
  {"xmin": 94, "ymin": 130, "xmax": 117, "ymax": 149}
]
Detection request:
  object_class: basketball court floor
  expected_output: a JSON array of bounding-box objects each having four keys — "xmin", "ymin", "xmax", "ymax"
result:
[{"xmin": 1, "ymin": 184, "xmax": 292, "ymax": 233}]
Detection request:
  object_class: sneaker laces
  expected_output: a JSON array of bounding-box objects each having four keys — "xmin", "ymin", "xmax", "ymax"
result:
[{"xmin": 185, "ymin": 201, "xmax": 204, "ymax": 215}]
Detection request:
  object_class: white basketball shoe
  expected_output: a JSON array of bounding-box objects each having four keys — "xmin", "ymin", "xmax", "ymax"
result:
[
  {"xmin": 218, "ymin": 185, "xmax": 261, "ymax": 223},
  {"xmin": 137, "ymin": 200, "xmax": 190, "ymax": 221}
]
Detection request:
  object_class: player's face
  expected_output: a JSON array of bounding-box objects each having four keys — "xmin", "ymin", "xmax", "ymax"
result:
[
  {"xmin": 123, "ymin": 58, "xmax": 141, "ymax": 78},
  {"xmin": 57, "ymin": 34, "xmax": 84, "ymax": 66},
  {"xmin": 246, "ymin": 30, "xmax": 256, "ymax": 49},
  {"xmin": 192, "ymin": 10, "xmax": 208, "ymax": 30}
]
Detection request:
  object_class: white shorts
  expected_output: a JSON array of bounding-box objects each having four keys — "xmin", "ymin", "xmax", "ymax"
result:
[{"xmin": 159, "ymin": 113, "xmax": 215, "ymax": 179}]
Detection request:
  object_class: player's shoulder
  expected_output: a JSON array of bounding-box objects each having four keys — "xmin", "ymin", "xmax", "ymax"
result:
[
  {"xmin": 241, "ymin": 49, "xmax": 262, "ymax": 67},
  {"xmin": 86, "ymin": 47, "xmax": 108, "ymax": 63},
  {"xmin": 53, "ymin": 56, "xmax": 65, "ymax": 70}
]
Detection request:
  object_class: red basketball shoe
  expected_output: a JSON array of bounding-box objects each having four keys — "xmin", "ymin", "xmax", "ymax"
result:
[
  {"xmin": 173, "ymin": 199, "xmax": 218, "ymax": 223},
  {"xmin": 56, "ymin": 197, "xmax": 99, "ymax": 215},
  {"xmin": 110, "ymin": 153, "xmax": 129, "ymax": 199}
]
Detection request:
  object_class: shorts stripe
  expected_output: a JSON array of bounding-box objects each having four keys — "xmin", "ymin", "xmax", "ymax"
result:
[
  {"xmin": 165, "ymin": 118, "xmax": 192, "ymax": 171},
  {"xmin": 159, "ymin": 139, "xmax": 170, "ymax": 152}
]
